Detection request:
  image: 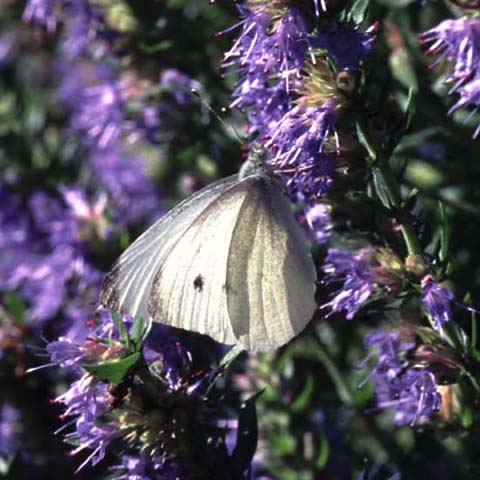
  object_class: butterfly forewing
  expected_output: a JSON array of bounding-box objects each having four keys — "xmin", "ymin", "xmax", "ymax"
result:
[
  {"xmin": 226, "ymin": 177, "xmax": 317, "ymax": 351},
  {"xmin": 147, "ymin": 181, "xmax": 255, "ymax": 345},
  {"xmin": 100, "ymin": 174, "xmax": 239, "ymax": 320}
]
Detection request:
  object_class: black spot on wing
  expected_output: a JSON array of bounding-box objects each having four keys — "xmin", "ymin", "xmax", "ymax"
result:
[{"xmin": 193, "ymin": 274, "xmax": 205, "ymax": 291}]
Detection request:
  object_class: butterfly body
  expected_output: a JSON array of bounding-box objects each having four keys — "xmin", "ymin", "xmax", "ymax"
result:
[{"xmin": 100, "ymin": 147, "xmax": 317, "ymax": 352}]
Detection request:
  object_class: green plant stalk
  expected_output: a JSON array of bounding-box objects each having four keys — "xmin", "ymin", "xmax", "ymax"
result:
[{"xmin": 376, "ymin": 159, "xmax": 422, "ymax": 256}]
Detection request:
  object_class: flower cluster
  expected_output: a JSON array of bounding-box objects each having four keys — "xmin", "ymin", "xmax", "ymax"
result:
[
  {"xmin": 47, "ymin": 310, "xmax": 236, "ymax": 476},
  {"xmin": 361, "ymin": 331, "xmax": 442, "ymax": 426},
  {"xmin": 0, "ymin": 185, "xmax": 102, "ymax": 337},
  {"xmin": 222, "ymin": 1, "xmax": 376, "ymax": 213},
  {"xmin": 421, "ymin": 17, "xmax": 480, "ymax": 138}
]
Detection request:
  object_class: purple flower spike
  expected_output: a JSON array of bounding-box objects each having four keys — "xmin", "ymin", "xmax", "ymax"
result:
[
  {"xmin": 161, "ymin": 69, "xmax": 200, "ymax": 106},
  {"xmin": 322, "ymin": 248, "xmax": 374, "ymax": 319},
  {"xmin": 313, "ymin": 23, "xmax": 378, "ymax": 71},
  {"xmin": 0, "ymin": 403, "xmax": 20, "ymax": 458},
  {"xmin": 363, "ymin": 331, "xmax": 442, "ymax": 426},
  {"xmin": 305, "ymin": 203, "xmax": 331, "ymax": 244},
  {"xmin": 267, "ymin": 100, "xmax": 337, "ymax": 199},
  {"xmin": 23, "ymin": 0, "xmax": 63, "ymax": 32},
  {"xmin": 421, "ymin": 278, "xmax": 454, "ymax": 330},
  {"xmin": 90, "ymin": 147, "xmax": 159, "ymax": 224},
  {"xmin": 421, "ymin": 18, "xmax": 480, "ymax": 138},
  {"xmin": 60, "ymin": 64, "xmax": 125, "ymax": 149}
]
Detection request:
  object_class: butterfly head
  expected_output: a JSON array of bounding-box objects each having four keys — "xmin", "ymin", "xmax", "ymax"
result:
[{"xmin": 239, "ymin": 143, "xmax": 272, "ymax": 180}]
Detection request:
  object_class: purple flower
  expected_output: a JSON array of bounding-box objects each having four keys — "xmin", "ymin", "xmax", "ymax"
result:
[
  {"xmin": 267, "ymin": 100, "xmax": 337, "ymax": 200},
  {"xmin": 160, "ymin": 69, "xmax": 199, "ymax": 106},
  {"xmin": 421, "ymin": 278, "xmax": 454, "ymax": 330},
  {"xmin": 90, "ymin": 147, "xmax": 160, "ymax": 224},
  {"xmin": 222, "ymin": 7, "xmax": 311, "ymax": 134},
  {"xmin": 55, "ymin": 375, "xmax": 114, "ymax": 470},
  {"xmin": 421, "ymin": 18, "xmax": 480, "ymax": 138},
  {"xmin": 47, "ymin": 310, "xmax": 230, "ymax": 473},
  {"xmin": 28, "ymin": 191, "xmax": 78, "ymax": 247},
  {"xmin": 304, "ymin": 202, "xmax": 331, "ymax": 244},
  {"xmin": 60, "ymin": 63, "xmax": 125, "ymax": 149},
  {"xmin": 23, "ymin": 0, "xmax": 63, "ymax": 31},
  {"xmin": 60, "ymin": 0, "xmax": 107, "ymax": 59},
  {"xmin": 362, "ymin": 331, "xmax": 442, "ymax": 425},
  {"xmin": 313, "ymin": 24, "xmax": 377, "ymax": 71},
  {"xmin": 0, "ymin": 403, "xmax": 20, "ymax": 458},
  {"xmin": 322, "ymin": 248, "xmax": 374, "ymax": 319},
  {"xmin": 111, "ymin": 455, "xmax": 182, "ymax": 480},
  {"xmin": 0, "ymin": 185, "xmax": 103, "ymax": 332},
  {"xmin": 0, "ymin": 32, "xmax": 17, "ymax": 69},
  {"xmin": 223, "ymin": 7, "xmax": 313, "ymax": 85}
]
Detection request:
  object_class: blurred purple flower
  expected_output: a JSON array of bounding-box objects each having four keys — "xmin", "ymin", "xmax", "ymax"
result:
[
  {"xmin": 421, "ymin": 278, "xmax": 454, "ymax": 330},
  {"xmin": 305, "ymin": 203, "xmax": 331, "ymax": 244},
  {"xmin": 0, "ymin": 403, "xmax": 20, "ymax": 459},
  {"xmin": 421, "ymin": 18, "xmax": 480, "ymax": 138},
  {"xmin": 60, "ymin": 0, "xmax": 107, "ymax": 59},
  {"xmin": 322, "ymin": 248, "xmax": 374, "ymax": 319},
  {"xmin": 313, "ymin": 23, "xmax": 377, "ymax": 71},
  {"xmin": 416, "ymin": 140, "xmax": 447, "ymax": 162},
  {"xmin": 29, "ymin": 191, "xmax": 78, "ymax": 247},
  {"xmin": 160, "ymin": 69, "xmax": 199, "ymax": 106},
  {"xmin": 111, "ymin": 455, "xmax": 183, "ymax": 480},
  {"xmin": 0, "ymin": 32, "xmax": 17, "ymax": 69},
  {"xmin": 0, "ymin": 185, "xmax": 102, "ymax": 332},
  {"xmin": 362, "ymin": 331, "xmax": 441, "ymax": 425},
  {"xmin": 23, "ymin": 0, "xmax": 63, "ymax": 32},
  {"xmin": 60, "ymin": 63, "xmax": 125, "ymax": 149},
  {"xmin": 90, "ymin": 147, "xmax": 159, "ymax": 224}
]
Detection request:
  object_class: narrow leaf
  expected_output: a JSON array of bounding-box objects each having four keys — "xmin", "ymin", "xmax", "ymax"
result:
[
  {"xmin": 349, "ymin": 0, "xmax": 370, "ymax": 25},
  {"xmin": 439, "ymin": 201, "xmax": 450, "ymax": 264},
  {"xmin": 356, "ymin": 122, "xmax": 376, "ymax": 164},
  {"xmin": 232, "ymin": 390, "xmax": 263, "ymax": 474},
  {"xmin": 130, "ymin": 316, "xmax": 152, "ymax": 353},
  {"xmin": 111, "ymin": 311, "xmax": 131, "ymax": 350},
  {"xmin": 405, "ymin": 87, "xmax": 416, "ymax": 130},
  {"xmin": 84, "ymin": 352, "xmax": 141, "ymax": 384}
]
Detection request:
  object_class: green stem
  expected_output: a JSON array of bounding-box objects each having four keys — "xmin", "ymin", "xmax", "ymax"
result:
[
  {"xmin": 375, "ymin": 159, "xmax": 422, "ymax": 256},
  {"xmin": 399, "ymin": 224, "xmax": 422, "ymax": 257},
  {"xmin": 314, "ymin": 342, "xmax": 354, "ymax": 405}
]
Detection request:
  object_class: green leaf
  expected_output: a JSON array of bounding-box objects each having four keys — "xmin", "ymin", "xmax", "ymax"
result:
[
  {"xmin": 139, "ymin": 40, "xmax": 173, "ymax": 54},
  {"xmin": 84, "ymin": 352, "xmax": 141, "ymax": 384},
  {"xmin": 2, "ymin": 292, "xmax": 26, "ymax": 325},
  {"xmin": 315, "ymin": 437, "xmax": 330, "ymax": 469},
  {"xmin": 111, "ymin": 311, "xmax": 131, "ymax": 350},
  {"xmin": 130, "ymin": 316, "xmax": 152, "ymax": 353},
  {"xmin": 405, "ymin": 88, "xmax": 416, "ymax": 131},
  {"xmin": 372, "ymin": 167, "xmax": 396, "ymax": 210},
  {"xmin": 219, "ymin": 344, "xmax": 245, "ymax": 369},
  {"xmin": 348, "ymin": 0, "xmax": 370, "ymax": 25},
  {"xmin": 233, "ymin": 391, "xmax": 263, "ymax": 474},
  {"xmin": 356, "ymin": 122, "xmax": 376, "ymax": 164},
  {"xmin": 439, "ymin": 201, "xmax": 450, "ymax": 264},
  {"xmin": 206, "ymin": 345, "xmax": 245, "ymax": 396},
  {"xmin": 291, "ymin": 375, "xmax": 316, "ymax": 413}
]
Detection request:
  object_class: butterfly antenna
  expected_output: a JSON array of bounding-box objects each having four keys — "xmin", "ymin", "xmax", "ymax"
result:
[{"xmin": 191, "ymin": 88, "xmax": 245, "ymax": 146}]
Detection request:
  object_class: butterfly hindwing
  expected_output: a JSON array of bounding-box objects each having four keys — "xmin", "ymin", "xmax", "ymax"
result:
[{"xmin": 226, "ymin": 176, "xmax": 317, "ymax": 351}]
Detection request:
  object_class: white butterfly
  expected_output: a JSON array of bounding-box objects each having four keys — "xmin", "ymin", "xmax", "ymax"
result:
[{"xmin": 100, "ymin": 145, "xmax": 317, "ymax": 352}]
